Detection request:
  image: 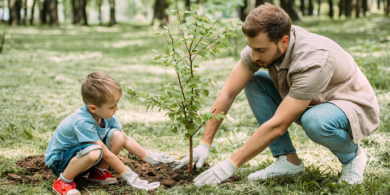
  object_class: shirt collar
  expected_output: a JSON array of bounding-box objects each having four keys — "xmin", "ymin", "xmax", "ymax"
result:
[{"xmin": 279, "ymin": 27, "xmax": 296, "ymax": 70}]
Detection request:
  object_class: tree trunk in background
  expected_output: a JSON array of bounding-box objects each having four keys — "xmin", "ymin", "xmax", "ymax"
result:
[
  {"xmin": 30, "ymin": 0, "xmax": 36, "ymax": 24},
  {"xmin": 16, "ymin": 0, "xmax": 22, "ymax": 24},
  {"xmin": 255, "ymin": 0, "xmax": 266, "ymax": 7},
  {"xmin": 386, "ymin": 0, "xmax": 390, "ymax": 15},
  {"xmin": 308, "ymin": 0, "xmax": 314, "ymax": 15},
  {"xmin": 328, "ymin": 0, "xmax": 334, "ymax": 17},
  {"xmin": 377, "ymin": 0, "xmax": 380, "ymax": 9},
  {"xmin": 23, "ymin": 0, "xmax": 27, "ymax": 25},
  {"xmin": 78, "ymin": 0, "xmax": 87, "ymax": 25},
  {"xmin": 281, "ymin": 0, "xmax": 300, "ymax": 21},
  {"xmin": 339, "ymin": 0, "xmax": 344, "ymax": 16},
  {"xmin": 345, "ymin": 0, "xmax": 352, "ymax": 17},
  {"xmin": 153, "ymin": 0, "xmax": 168, "ymax": 25},
  {"xmin": 300, "ymin": 0, "xmax": 305, "ymax": 15},
  {"xmin": 48, "ymin": 0, "xmax": 59, "ymax": 26},
  {"xmin": 8, "ymin": 0, "xmax": 18, "ymax": 25},
  {"xmin": 186, "ymin": 0, "xmax": 190, "ymax": 10},
  {"xmin": 71, "ymin": 0, "xmax": 79, "ymax": 24},
  {"xmin": 0, "ymin": 0, "xmax": 4, "ymax": 23},
  {"xmin": 108, "ymin": 0, "xmax": 116, "ymax": 26},
  {"xmin": 98, "ymin": 0, "xmax": 102, "ymax": 25},
  {"xmin": 362, "ymin": 0, "xmax": 368, "ymax": 16},
  {"xmin": 238, "ymin": 0, "xmax": 248, "ymax": 22},
  {"xmin": 355, "ymin": 0, "xmax": 360, "ymax": 17},
  {"xmin": 318, "ymin": 0, "xmax": 322, "ymax": 15}
]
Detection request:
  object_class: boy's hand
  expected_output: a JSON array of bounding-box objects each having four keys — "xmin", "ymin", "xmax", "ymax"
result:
[
  {"xmin": 121, "ymin": 166, "xmax": 160, "ymax": 190},
  {"xmin": 143, "ymin": 150, "xmax": 176, "ymax": 167}
]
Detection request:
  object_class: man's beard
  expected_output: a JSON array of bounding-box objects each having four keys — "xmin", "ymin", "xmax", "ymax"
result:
[{"xmin": 256, "ymin": 46, "xmax": 283, "ymax": 69}]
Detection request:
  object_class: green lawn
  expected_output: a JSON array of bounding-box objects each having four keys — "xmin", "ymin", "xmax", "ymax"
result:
[{"xmin": 1, "ymin": 15, "xmax": 390, "ymax": 194}]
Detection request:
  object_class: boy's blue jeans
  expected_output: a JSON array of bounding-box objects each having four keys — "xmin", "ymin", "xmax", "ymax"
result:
[
  {"xmin": 244, "ymin": 71, "xmax": 359, "ymax": 164},
  {"xmin": 49, "ymin": 129, "xmax": 120, "ymax": 178}
]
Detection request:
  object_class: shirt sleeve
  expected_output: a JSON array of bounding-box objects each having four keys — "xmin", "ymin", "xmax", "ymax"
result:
[
  {"xmin": 240, "ymin": 46, "xmax": 260, "ymax": 72},
  {"xmin": 288, "ymin": 51, "xmax": 333, "ymax": 100},
  {"xmin": 108, "ymin": 114, "xmax": 122, "ymax": 130},
  {"xmin": 73, "ymin": 120, "xmax": 100, "ymax": 143}
]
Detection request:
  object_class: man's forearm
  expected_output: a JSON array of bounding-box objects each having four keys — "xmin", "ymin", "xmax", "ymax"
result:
[
  {"xmin": 201, "ymin": 92, "xmax": 236, "ymax": 145},
  {"xmin": 229, "ymin": 121, "xmax": 288, "ymax": 167}
]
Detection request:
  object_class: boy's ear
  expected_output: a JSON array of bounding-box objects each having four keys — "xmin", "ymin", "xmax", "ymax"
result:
[{"xmin": 88, "ymin": 104, "xmax": 97, "ymax": 114}]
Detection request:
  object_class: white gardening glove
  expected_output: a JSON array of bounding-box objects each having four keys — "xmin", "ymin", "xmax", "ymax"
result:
[
  {"xmin": 121, "ymin": 167, "xmax": 160, "ymax": 190},
  {"xmin": 172, "ymin": 142, "xmax": 211, "ymax": 171},
  {"xmin": 194, "ymin": 159, "xmax": 237, "ymax": 186},
  {"xmin": 142, "ymin": 150, "xmax": 176, "ymax": 167}
]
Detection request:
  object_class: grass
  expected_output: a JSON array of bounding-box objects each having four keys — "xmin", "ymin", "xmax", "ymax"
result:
[{"xmin": 0, "ymin": 14, "xmax": 390, "ymax": 194}]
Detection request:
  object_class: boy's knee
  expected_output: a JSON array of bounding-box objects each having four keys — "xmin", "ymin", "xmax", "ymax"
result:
[
  {"xmin": 301, "ymin": 112, "xmax": 333, "ymax": 143},
  {"xmin": 86, "ymin": 149, "xmax": 102, "ymax": 162},
  {"xmin": 111, "ymin": 130, "xmax": 125, "ymax": 145}
]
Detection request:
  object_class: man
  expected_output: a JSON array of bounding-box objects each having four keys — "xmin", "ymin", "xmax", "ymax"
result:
[{"xmin": 173, "ymin": 3, "xmax": 380, "ymax": 186}]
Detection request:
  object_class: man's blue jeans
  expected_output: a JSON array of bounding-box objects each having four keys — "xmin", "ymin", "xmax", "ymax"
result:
[{"xmin": 244, "ymin": 71, "xmax": 359, "ymax": 164}]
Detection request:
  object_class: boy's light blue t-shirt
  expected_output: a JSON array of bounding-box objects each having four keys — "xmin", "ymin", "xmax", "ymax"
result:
[{"xmin": 45, "ymin": 104, "xmax": 122, "ymax": 166}]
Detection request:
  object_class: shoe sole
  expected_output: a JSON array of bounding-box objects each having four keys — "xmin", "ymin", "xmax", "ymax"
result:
[
  {"xmin": 52, "ymin": 187, "xmax": 81, "ymax": 195},
  {"xmin": 87, "ymin": 178, "xmax": 117, "ymax": 185}
]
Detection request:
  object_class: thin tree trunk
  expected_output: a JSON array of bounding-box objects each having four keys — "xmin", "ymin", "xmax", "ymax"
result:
[
  {"xmin": 48, "ymin": 0, "xmax": 59, "ymax": 26},
  {"xmin": 71, "ymin": 0, "xmax": 79, "ymax": 24},
  {"xmin": 16, "ymin": 0, "xmax": 22, "ymax": 25},
  {"xmin": 78, "ymin": 0, "xmax": 87, "ymax": 25},
  {"xmin": 377, "ymin": 0, "xmax": 380, "ymax": 9},
  {"xmin": 318, "ymin": 0, "xmax": 322, "ymax": 15},
  {"xmin": 362, "ymin": 0, "xmax": 368, "ymax": 16},
  {"xmin": 41, "ymin": 0, "xmax": 48, "ymax": 24},
  {"xmin": 387, "ymin": 0, "xmax": 390, "ymax": 15},
  {"xmin": 0, "ymin": 29, "xmax": 5, "ymax": 53},
  {"xmin": 30, "ymin": 0, "xmax": 36, "ymax": 24},
  {"xmin": 0, "ymin": 0, "xmax": 4, "ymax": 23},
  {"xmin": 300, "ymin": 0, "xmax": 305, "ymax": 15},
  {"xmin": 153, "ymin": 0, "xmax": 168, "ymax": 25},
  {"xmin": 255, "ymin": 0, "xmax": 266, "ymax": 7},
  {"xmin": 328, "ymin": 0, "xmax": 334, "ymax": 17},
  {"xmin": 185, "ymin": 0, "xmax": 190, "ymax": 10},
  {"xmin": 281, "ymin": 0, "xmax": 300, "ymax": 21},
  {"xmin": 238, "ymin": 0, "xmax": 248, "ymax": 22},
  {"xmin": 98, "ymin": 0, "xmax": 102, "ymax": 25},
  {"xmin": 108, "ymin": 0, "xmax": 116, "ymax": 26},
  {"xmin": 23, "ymin": 0, "xmax": 27, "ymax": 25},
  {"xmin": 345, "ymin": 0, "xmax": 352, "ymax": 17},
  {"xmin": 356, "ymin": 0, "xmax": 360, "ymax": 17},
  {"xmin": 8, "ymin": 0, "xmax": 18, "ymax": 25},
  {"xmin": 189, "ymin": 136, "xmax": 193, "ymax": 175},
  {"xmin": 309, "ymin": 0, "xmax": 314, "ymax": 15},
  {"xmin": 339, "ymin": 0, "xmax": 344, "ymax": 16}
]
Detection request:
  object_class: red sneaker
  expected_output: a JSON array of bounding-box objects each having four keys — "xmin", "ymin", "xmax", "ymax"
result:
[
  {"xmin": 52, "ymin": 178, "xmax": 80, "ymax": 195},
  {"xmin": 88, "ymin": 168, "xmax": 117, "ymax": 184}
]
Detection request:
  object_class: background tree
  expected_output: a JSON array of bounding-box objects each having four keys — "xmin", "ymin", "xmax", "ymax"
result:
[
  {"xmin": 328, "ymin": 0, "xmax": 333, "ymax": 18},
  {"xmin": 280, "ymin": 0, "xmax": 299, "ymax": 21},
  {"xmin": 30, "ymin": 0, "xmax": 37, "ymax": 24},
  {"xmin": 308, "ymin": 0, "xmax": 314, "ymax": 15},
  {"xmin": 300, "ymin": 0, "xmax": 305, "ymax": 16},
  {"xmin": 153, "ymin": 0, "xmax": 168, "ymax": 25},
  {"xmin": 238, "ymin": 0, "xmax": 248, "ymax": 22},
  {"xmin": 108, "ymin": 0, "xmax": 116, "ymax": 26},
  {"xmin": 8, "ymin": 0, "xmax": 21, "ymax": 26}
]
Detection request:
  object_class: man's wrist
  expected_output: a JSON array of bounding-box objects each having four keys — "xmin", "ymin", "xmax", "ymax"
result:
[{"xmin": 200, "ymin": 140, "xmax": 211, "ymax": 147}]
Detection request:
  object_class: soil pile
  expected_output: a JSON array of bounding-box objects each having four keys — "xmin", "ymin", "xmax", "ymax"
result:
[{"xmin": 6, "ymin": 155, "xmax": 241, "ymax": 193}]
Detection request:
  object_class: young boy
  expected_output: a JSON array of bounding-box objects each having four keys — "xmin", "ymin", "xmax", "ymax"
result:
[{"xmin": 45, "ymin": 71, "xmax": 177, "ymax": 195}]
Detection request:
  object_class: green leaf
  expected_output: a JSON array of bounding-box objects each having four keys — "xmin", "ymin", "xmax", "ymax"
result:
[
  {"xmin": 171, "ymin": 126, "xmax": 178, "ymax": 133},
  {"xmin": 193, "ymin": 65, "xmax": 199, "ymax": 68},
  {"xmin": 202, "ymin": 89, "xmax": 209, "ymax": 97},
  {"xmin": 198, "ymin": 51, "xmax": 206, "ymax": 58},
  {"xmin": 185, "ymin": 133, "xmax": 190, "ymax": 140},
  {"xmin": 191, "ymin": 4, "xmax": 200, "ymax": 12},
  {"xmin": 164, "ymin": 47, "xmax": 170, "ymax": 54},
  {"xmin": 195, "ymin": 117, "xmax": 202, "ymax": 124}
]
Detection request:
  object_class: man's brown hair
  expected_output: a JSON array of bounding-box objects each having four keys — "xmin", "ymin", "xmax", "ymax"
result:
[
  {"xmin": 242, "ymin": 3, "xmax": 291, "ymax": 43},
  {"xmin": 81, "ymin": 71, "xmax": 122, "ymax": 107}
]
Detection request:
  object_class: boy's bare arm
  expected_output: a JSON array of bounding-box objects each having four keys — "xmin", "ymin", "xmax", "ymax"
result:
[
  {"xmin": 121, "ymin": 130, "xmax": 146, "ymax": 158},
  {"xmin": 91, "ymin": 140, "xmax": 126, "ymax": 174},
  {"xmin": 201, "ymin": 60, "xmax": 254, "ymax": 145}
]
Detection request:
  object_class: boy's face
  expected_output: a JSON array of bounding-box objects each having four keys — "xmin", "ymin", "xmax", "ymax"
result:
[{"xmin": 89, "ymin": 92, "xmax": 121, "ymax": 120}]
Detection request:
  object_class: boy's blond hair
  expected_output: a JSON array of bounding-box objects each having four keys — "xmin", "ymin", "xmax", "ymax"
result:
[{"xmin": 81, "ymin": 71, "xmax": 122, "ymax": 107}]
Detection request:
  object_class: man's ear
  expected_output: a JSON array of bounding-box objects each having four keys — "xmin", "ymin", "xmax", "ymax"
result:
[
  {"xmin": 280, "ymin": 35, "xmax": 289, "ymax": 52},
  {"xmin": 88, "ymin": 104, "xmax": 97, "ymax": 114}
]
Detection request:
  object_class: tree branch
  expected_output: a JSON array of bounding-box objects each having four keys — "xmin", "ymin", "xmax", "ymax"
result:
[
  {"xmin": 192, "ymin": 21, "xmax": 217, "ymax": 51},
  {"xmin": 193, "ymin": 109, "xmax": 217, "ymax": 135}
]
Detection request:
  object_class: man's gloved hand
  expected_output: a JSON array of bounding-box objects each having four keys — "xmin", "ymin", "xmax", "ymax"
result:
[
  {"xmin": 120, "ymin": 167, "xmax": 160, "ymax": 190},
  {"xmin": 172, "ymin": 142, "xmax": 211, "ymax": 171},
  {"xmin": 194, "ymin": 159, "xmax": 237, "ymax": 186},
  {"xmin": 143, "ymin": 150, "xmax": 176, "ymax": 167}
]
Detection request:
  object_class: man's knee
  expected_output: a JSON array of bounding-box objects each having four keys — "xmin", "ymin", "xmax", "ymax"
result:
[{"xmin": 301, "ymin": 111, "xmax": 330, "ymax": 143}]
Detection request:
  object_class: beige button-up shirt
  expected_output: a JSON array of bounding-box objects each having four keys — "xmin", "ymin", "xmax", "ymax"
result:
[{"xmin": 241, "ymin": 25, "xmax": 380, "ymax": 141}]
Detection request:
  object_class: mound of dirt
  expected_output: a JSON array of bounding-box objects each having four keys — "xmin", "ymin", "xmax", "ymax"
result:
[{"xmin": 8, "ymin": 155, "xmax": 241, "ymax": 193}]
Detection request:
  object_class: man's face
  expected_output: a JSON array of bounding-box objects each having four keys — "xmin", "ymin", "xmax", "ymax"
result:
[
  {"xmin": 246, "ymin": 32, "xmax": 288, "ymax": 69},
  {"xmin": 90, "ymin": 92, "xmax": 121, "ymax": 120}
]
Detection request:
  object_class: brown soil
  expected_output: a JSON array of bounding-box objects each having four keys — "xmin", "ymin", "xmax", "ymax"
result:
[{"xmin": 7, "ymin": 155, "xmax": 242, "ymax": 194}]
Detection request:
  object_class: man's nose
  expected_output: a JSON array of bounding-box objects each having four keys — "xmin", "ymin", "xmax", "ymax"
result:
[{"xmin": 251, "ymin": 51, "xmax": 260, "ymax": 62}]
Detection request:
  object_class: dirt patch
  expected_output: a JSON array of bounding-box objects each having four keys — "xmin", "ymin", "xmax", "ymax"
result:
[{"xmin": 7, "ymin": 155, "xmax": 242, "ymax": 193}]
